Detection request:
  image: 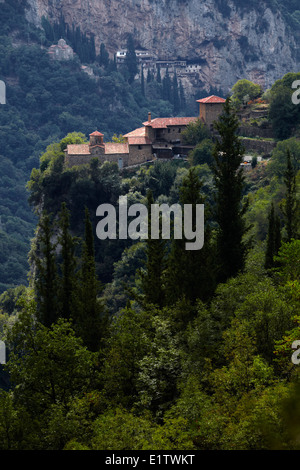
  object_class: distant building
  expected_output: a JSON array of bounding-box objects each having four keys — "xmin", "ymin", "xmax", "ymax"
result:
[
  {"xmin": 138, "ymin": 113, "xmax": 198, "ymax": 158},
  {"xmin": 197, "ymin": 95, "xmax": 226, "ymax": 131},
  {"xmin": 64, "ymin": 131, "xmax": 152, "ymax": 169},
  {"xmin": 116, "ymin": 49, "xmax": 156, "ymax": 64},
  {"xmin": 64, "ymin": 95, "xmax": 226, "ymax": 168},
  {"xmin": 48, "ymin": 39, "xmax": 74, "ymax": 61}
]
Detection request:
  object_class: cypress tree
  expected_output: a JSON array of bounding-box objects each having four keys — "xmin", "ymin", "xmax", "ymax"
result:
[
  {"xmin": 126, "ymin": 34, "xmax": 138, "ymax": 83},
  {"xmin": 32, "ymin": 211, "xmax": 58, "ymax": 327},
  {"xmin": 212, "ymin": 97, "xmax": 248, "ymax": 283},
  {"xmin": 99, "ymin": 43, "xmax": 109, "ymax": 68},
  {"xmin": 90, "ymin": 34, "xmax": 96, "ymax": 63},
  {"xmin": 147, "ymin": 69, "xmax": 152, "ymax": 84},
  {"xmin": 172, "ymin": 72, "xmax": 180, "ymax": 113},
  {"xmin": 281, "ymin": 149, "xmax": 298, "ymax": 241},
  {"xmin": 41, "ymin": 16, "xmax": 54, "ymax": 42},
  {"xmin": 265, "ymin": 202, "xmax": 281, "ymax": 270},
  {"xmin": 77, "ymin": 208, "xmax": 105, "ymax": 351},
  {"xmin": 141, "ymin": 66, "xmax": 145, "ymax": 97},
  {"xmin": 139, "ymin": 190, "xmax": 167, "ymax": 308},
  {"xmin": 165, "ymin": 168, "xmax": 215, "ymax": 306},
  {"xmin": 157, "ymin": 64, "xmax": 161, "ymax": 83},
  {"xmin": 57, "ymin": 203, "xmax": 78, "ymax": 321},
  {"xmin": 179, "ymin": 80, "xmax": 186, "ymax": 112},
  {"xmin": 162, "ymin": 67, "xmax": 171, "ymax": 101}
]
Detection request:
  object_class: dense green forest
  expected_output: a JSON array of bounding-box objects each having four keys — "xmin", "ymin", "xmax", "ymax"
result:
[
  {"xmin": 0, "ymin": 95, "xmax": 299, "ymax": 450},
  {"xmin": 0, "ymin": 0, "xmax": 299, "ymax": 451},
  {"xmin": 0, "ymin": 0, "xmax": 195, "ymax": 292},
  {"xmin": 0, "ymin": 0, "xmax": 299, "ymax": 292}
]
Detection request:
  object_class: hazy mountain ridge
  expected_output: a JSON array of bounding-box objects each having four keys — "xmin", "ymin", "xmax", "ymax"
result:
[{"xmin": 24, "ymin": 0, "xmax": 300, "ymax": 92}]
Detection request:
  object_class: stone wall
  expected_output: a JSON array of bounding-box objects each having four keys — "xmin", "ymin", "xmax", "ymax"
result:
[
  {"xmin": 201, "ymin": 103, "xmax": 224, "ymax": 129},
  {"xmin": 65, "ymin": 153, "xmax": 130, "ymax": 168},
  {"xmin": 128, "ymin": 145, "xmax": 153, "ymax": 166},
  {"xmin": 65, "ymin": 146, "xmax": 152, "ymax": 169},
  {"xmin": 154, "ymin": 126, "xmax": 185, "ymax": 143},
  {"xmin": 239, "ymin": 138, "xmax": 277, "ymax": 156},
  {"xmin": 239, "ymin": 126, "xmax": 275, "ymax": 139}
]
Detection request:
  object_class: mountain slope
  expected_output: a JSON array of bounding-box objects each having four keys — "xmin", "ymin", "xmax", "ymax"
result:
[{"xmin": 25, "ymin": 0, "xmax": 300, "ymax": 91}]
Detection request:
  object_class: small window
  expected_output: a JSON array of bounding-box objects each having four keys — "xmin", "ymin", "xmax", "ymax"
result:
[
  {"xmin": 179, "ymin": 128, "xmax": 181, "ymax": 133},
  {"xmin": 138, "ymin": 145, "xmax": 142, "ymax": 150},
  {"xmin": 168, "ymin": 129, "xmax": 170, "ymax": 133}
]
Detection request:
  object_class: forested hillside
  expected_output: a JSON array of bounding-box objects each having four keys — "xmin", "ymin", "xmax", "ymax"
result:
[
  {"xmin": 0, "ymin": 94, "xmax": 299, "ymax": 449},
  {"xmin": 0, "ymin": 0, "xmax": 299, "ymax": 451},
  {"xmin": 0, "ymin": 0, "xmax": 190, "ymax": 291}
]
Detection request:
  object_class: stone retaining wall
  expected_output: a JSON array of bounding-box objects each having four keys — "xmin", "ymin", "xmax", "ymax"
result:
[{"xmin": 239, "ymin": 138, "xmax": 277, "ymax": 156}]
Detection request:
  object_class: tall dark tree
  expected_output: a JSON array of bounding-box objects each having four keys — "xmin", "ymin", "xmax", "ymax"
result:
[
  {"xmin": 172, "ymin": 72, "xmax": 180, "ymax": 113},
  {"xmin": 179, "ymin": 80, "xmax": 186, "ymax": 111},
  {"xmin": 147, "ymin": 69, "xmax": 152, "ymax": 84},
  {"xmin": 89, "ymin": 34, "xmax": 96, "ymax": 63},
  {"xmin": 139, "ymin": 190, "xmax": 167, "ymax": 308},
  {"xmin": 41, "ymin": 16, "xmax": 54, "ymax": 41},
  {"xmin": 77, "ymin": 208, "xmax": 105, "ymax": 351},
  {"xmin": 99, "ymin": 42, "xmax": 109, "ymax": 68},
  {"xmin": 125, "ymin": 34, "xmax": 138, "ymax": 83},
  {"xmin": 165, "ymin": 168, "xmax": 215, "ymax": 307},
  {"xmin": 281, "ymin": 149, "xmax": 298, "ymax": 242},
  {"xmin": 265, "ymin": 202, "xmax": 281, "ymax": 270},
  {"xmin": 162, "ymin": 67, "xmax": 171, "ymax": 102},
  {"xmin": 57, "ymin": 203, "xmax": 78, "ymax": 321},
  {"xmin": 31, "ymin": 212, "xmax": 58, "ymax": 327},
  {"xmin": 156, "ymin": 64, "xmax": 161, "ymax": 83},
  {"xmin": 212, "ymin": 97, "xmax": 249, "ymax": 283},
  {"xmin": 141, "ymin": 66, "xmax": 145, "ymax": 97}
]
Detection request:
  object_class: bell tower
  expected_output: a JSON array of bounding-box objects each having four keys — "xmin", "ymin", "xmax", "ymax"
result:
[{"xmin": 89, "ymin": 130, "xmax": 105, "ymax": 155}]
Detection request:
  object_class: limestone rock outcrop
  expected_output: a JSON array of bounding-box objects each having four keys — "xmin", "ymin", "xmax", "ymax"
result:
[{"xmin": 25, "ymin": 0, "xmax": 299, "ymax": 93}]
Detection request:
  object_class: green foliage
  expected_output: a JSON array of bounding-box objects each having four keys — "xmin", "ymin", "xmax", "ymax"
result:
[
  {"xmin": 181, "ymin": 119, "xmax": 211, "ymax": 145},
  {"xmin": 42, "ymin": 15, "xmax": 96, "ymax": 64},
  {"xmin": 268, "ymin": 72, "xmax": 300, "ymax": 140},
  {"xmin": 6, "ymin": 293, "xmax": 97, "ymax": 413},
  {"xmin": 1, "ymin": 0, "xmax": 300, "ymax": 451},
  {"xmin": 136, "ymin": 314, "xmax": 182, "ymax": 414},
  {"xmin": 212, "ymin": 97, "xmax": 249, "ymax": 282},
  {"xmin": 264, "ymin": 202, "xmax": 281, "ymax": 270},
  {"xmin": 30, "ymin": 211, "xmax": 58, "ymax": 327},
  {"xmin": 125, "ymin": 35, "xmax": 138, "ymax": 84},
  {"xmin": 75, "ymin": 208, "xmax": 106, "ymax": 351},
  {"xmin": 165, "ymin": 168, "xmax": 216, "ymax": 305},
  {"xmin": 0, "ymin": 8, "xmax": 183, "ymax": 289},
  {"xmin": 100, "ymin": 306, "xmax": 150, "ymax": 408},
  {"xmin": 274, "ymin": 239, "xmax": 300, "ymax": 283},
  {"xmin": 138, "ymin": 190, "xmax": 167, "ymax": 308},
  {"xmin": 231, "ymin": 79, "xmax": 262, "ymax": 106},
  {"xmin": 188, "ymin": 138, "xmax": 214, "ymax": 166},
  {"xmin": 281, "ymin": 149, "xmax": 299, "ymax": 241}
]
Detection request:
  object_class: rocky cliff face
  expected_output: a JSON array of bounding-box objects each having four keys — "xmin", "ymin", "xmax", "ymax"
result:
[{"xmin": 25, "ymin": 0, "xmax": 299, "ymax": 93}]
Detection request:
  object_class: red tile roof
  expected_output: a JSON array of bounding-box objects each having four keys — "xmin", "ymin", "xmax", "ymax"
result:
[
  {"xmin": 123, "ymin": 127, "xmax": 146, "ymax": 138},
  {"xmin": 127, "ymin": 136, "xmax": 152, "ymax": 145},
  {"xmin": 67, "ymin": 142, "xmax": 129, "ymax": 155},
  {"xmin": 197, "ymin": 95, "xmax": 226, "ymax": 104},
  {"xmin": 105, "ymin": 143, "xmax": 129, "ymax": 154},
  {"xmin": 66, "ymin": 144, "xmax": 90, "ymax": 155},
  {"xmin": 89, "ymin": 130, "xmax": 104, "ymax": 136},
  {"xmin": 143, "ymin": 117, "xmax": 198, "ymax": 128}
]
